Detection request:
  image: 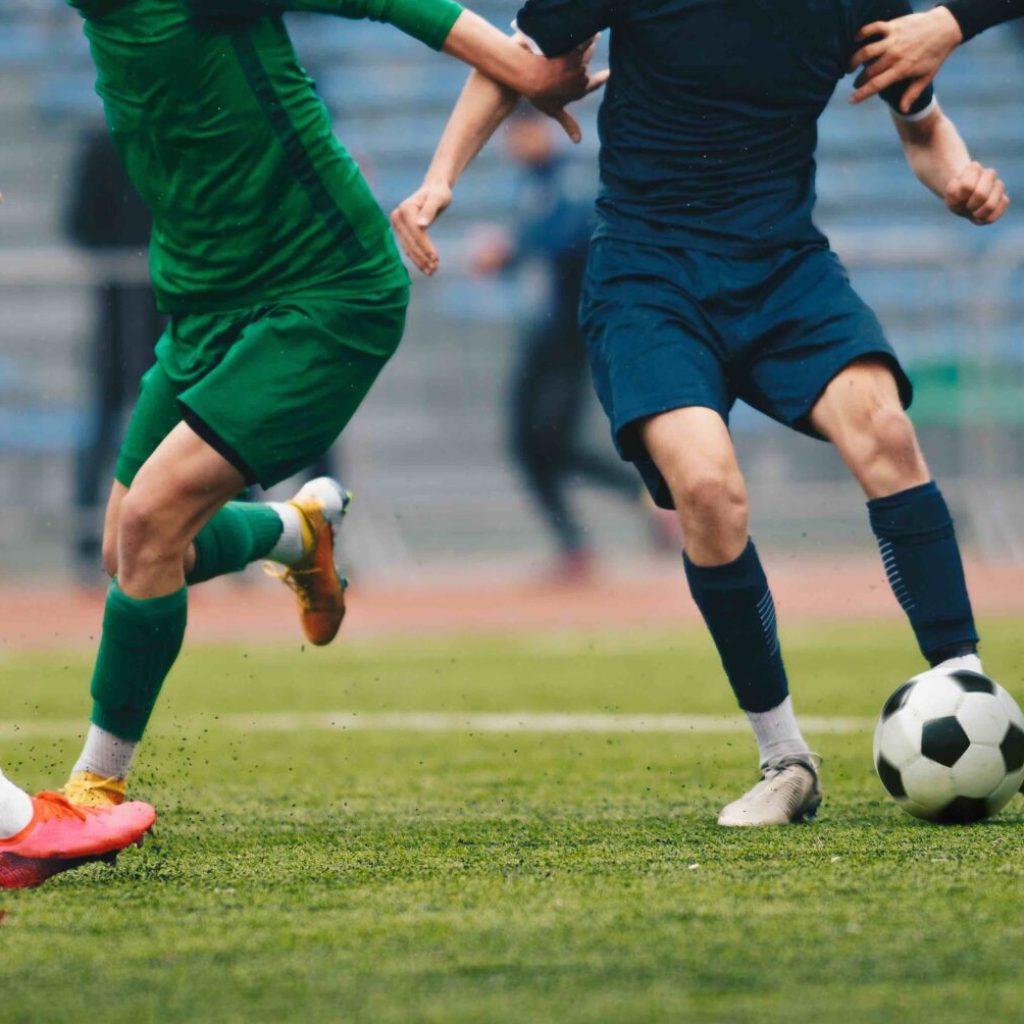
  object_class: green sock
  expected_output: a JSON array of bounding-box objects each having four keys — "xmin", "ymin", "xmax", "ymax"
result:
[
  {"xmin": 90, "ymin": 582, "xmax": 188, "ymax": 742},
  {"xmin": 187, "ymin": 502, "xmax": 283, "ymax": 585}
]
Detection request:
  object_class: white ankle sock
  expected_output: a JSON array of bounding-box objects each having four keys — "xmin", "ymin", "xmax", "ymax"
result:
[
  {"xmin": 267, "ymin": 503, "xmax": 306, "ymax": 565},
  {"xmin": 0, "ymin": 769, "xmax": 34, "ymax": 839},
  {"xmin": 746, "ymin": 696, "xmax": 812, "ymax": 767},
  {"xmin": 73, "ymin": 725, "xmax": 138, "ymax": 780}
]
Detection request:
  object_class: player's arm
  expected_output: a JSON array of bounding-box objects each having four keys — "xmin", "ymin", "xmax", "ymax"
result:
[
  {"xmin": 201, "ymin": 0, "xmax": 609, "ymax": 101},
  {"xmin": 392, "ymin": 55, "xmax": 605, "ymax": 276},
  {"xmin": 391, "ymin": 71, "xmax": 518, "ymax": 275},
  {"xmin": 850, "ymin": 0, "xmax": 1024, "ymax": 111},
  {"xmin": 894, "ymin": 102, "xmax": 1010, "ymax": 225},
  {"xmin": 196, "ymin": 0, "xmax": 598, "ymax": 105},
  {"xmin": 441, "ymin": 13, "xmax": 602, "ymax": 107},
  {"xmin": 333, "ymin": 0, "xmax": 602, "ymax": 105},
  {"xmin": 391, "ymin": 0, "xmax": 612, "ymax": 275}
]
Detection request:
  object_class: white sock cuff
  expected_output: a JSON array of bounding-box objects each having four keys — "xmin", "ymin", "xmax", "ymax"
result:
[
  {"xmin": 746, "ymin": 696, "xmax": 812, "ymax": 767},
  {"xmin": 0, "ymin": 768, "xmax": 34, "ymax": 839},
  {"xmin": 267, "ymin": 502, "xmax": 306, "ymax": 565},
  {"xmin": 73, "ymin": 725, "xmax": 138, "ymax": 780}
]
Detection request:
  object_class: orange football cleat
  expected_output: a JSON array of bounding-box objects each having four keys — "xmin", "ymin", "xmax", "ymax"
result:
[
  {"xmin": 268, "ymin": 477, "xmax": 351, "ymax": 647},
  {"xmin": 0, "ymin": 791, "xmax": 155, "ymax": 890}
]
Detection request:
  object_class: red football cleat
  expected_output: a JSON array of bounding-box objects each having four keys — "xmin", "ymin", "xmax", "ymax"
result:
[{"xmin": 0, "ymin": 791, "xmax": 156, "ymax": 890}]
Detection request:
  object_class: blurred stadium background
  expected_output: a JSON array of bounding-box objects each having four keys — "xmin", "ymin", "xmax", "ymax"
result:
[{"xmin": 1, "ymin": 0, "xmax": 1023, "ymax": 588}]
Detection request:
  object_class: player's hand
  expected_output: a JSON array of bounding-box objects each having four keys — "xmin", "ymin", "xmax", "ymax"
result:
[
  {"xmin": 944, "ymin": 161, "xmax": 1011, "ymax": 226},
  {"xmin": 530, "ymin": 68, "xmax": 608, "ymax": 144},
  {"xmin": 525, "ymin": 35, "xmax": 609, "ymax": 143},
  {"xmin": 390, "ymin": 180, "xmax": 453, "ymax": 276},
  {"xmin": 849, "ymin": 8, "xmax": 963, "ymax": 113}
]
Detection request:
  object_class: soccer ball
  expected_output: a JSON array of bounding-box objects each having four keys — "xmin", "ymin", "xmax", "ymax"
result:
[{"xmin": 873, "ymin": 667, "xmax": 1024, "ymax": 823}]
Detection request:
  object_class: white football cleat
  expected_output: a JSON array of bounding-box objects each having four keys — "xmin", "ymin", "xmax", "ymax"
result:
[{"xmin": 718, "ymin": 755, "xmax": 822, "ymax": 827}]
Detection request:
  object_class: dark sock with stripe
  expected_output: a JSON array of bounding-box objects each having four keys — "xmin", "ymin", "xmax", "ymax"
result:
[
  {"xmin": 187, "ymin": 502, "xmax": 283, "ymax": 585},
  {"xmin": 683, "ymin": 540, "xmax": 789, "ymax": 713},
  {"xmin": 868, "ymin": 482, "xmax": 979, "ymax": 665}
]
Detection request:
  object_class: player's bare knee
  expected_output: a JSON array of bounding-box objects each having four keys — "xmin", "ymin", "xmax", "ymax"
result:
[
  {"xmin": 858, "ymin": 405, "xmax": 926, "ymax": 486},
  {"xmin": 117, "ymin": 489, "xmax": 187, "ymax": 567},
  {"xmin": 871, "ymin": 404, "xmax": 919, "ymax": 461},
  {"xmin": 674, "ymin": 470, "xmax": 748, "ymax": 543}
]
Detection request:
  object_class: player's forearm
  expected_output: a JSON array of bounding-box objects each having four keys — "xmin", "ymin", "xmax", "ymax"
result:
[
  {"xmin": 943, "ymin": 0, "xmax": 1024, "ymax": 41},
  {"xmin": 441, "ymin": 10, "xmax": 553, "ymax": 97},
  {"xmin": 423, "ymin": 69, "xmax": 519, "ymax": 190},
  {"xmin": 897, "ymin": 108, "xmax": 971, "ymax": 200}
]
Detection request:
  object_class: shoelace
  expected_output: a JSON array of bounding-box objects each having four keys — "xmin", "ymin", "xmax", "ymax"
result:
[
  {"xmin": 35, "ymin": 791, "xmax": 88, "ymax": 823},
  {"xmin": 262, "ymin": 561, "xmax": 323, "ymax": 610}
]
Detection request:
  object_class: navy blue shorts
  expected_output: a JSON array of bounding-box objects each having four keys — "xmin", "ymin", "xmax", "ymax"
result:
[{"xmin": 579, "ymin": 237, "xmax": 913, "ymax": 509}]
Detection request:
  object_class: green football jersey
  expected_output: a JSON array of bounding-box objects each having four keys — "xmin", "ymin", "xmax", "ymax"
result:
[{"xmin": 68, "ymin": 0, "xmax": 463, "ymax": 314}]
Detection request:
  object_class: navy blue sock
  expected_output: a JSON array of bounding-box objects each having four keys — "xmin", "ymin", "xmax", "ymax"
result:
[
  {"xmin": 683, "ymin": 540, "xmax": 788, "ymax": 713},
  {"xmin": 868, "ymin": 482, "xmax": 979, "ymax": 665}
]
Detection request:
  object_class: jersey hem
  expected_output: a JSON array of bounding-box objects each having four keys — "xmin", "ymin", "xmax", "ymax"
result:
[
  {"xmin": 153, "ymin": 273, "xmax": 410, "ymax": 318},
  {"xmin": 591, "ymin": 223, "xmax": 831, "ymax": 259}
]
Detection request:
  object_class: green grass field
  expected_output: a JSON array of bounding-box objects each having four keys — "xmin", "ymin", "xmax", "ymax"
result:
[{"xmin": 2, "ymin": 620, "xmax": 1024, "ymax": 1023}]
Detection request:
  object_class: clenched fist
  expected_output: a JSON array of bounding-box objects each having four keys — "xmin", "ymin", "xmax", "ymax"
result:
[{"xmin": 945, "ymin": 161, "xmax": 1010, "ymax": 226}]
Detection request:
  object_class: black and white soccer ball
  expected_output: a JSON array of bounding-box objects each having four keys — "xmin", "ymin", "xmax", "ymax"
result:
[{"xmin": 873, "ymin": 667, "xmax": 1024, "ymax": 823}]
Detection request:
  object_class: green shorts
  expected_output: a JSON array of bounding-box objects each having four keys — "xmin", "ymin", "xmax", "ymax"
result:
[{"xmin": 116, "ymin": 287, "xmax": 408, "ymax": 488}]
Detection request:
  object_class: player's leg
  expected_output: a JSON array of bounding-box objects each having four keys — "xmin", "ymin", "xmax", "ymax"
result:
[
  {"xmin": 173, "ymin": 295, "xmax": 406, "ymax": 637},
  {"xmin": 810, "ymin": 358, "xmax": 979, "ymax": 669},
  {"xmin": 104, "ymin": 318, "xmax": 362, "ymax": 642},
  {"xmin": 640, "ymin": 407, "xmax": 821, "ymax": 826},
  {"xmin": 72, "ymin": 467, "xmax": 350, "ymax": 806},
  {"xmin": 738, "ymin": 247, "xmax": 980, "ymax": 673},
  {"xmin": 580, "ymin": 238, "xmax": 819, "ymax": 825},
  {"xmin": 102, "ymin": 472, "xmax": 343, "ymax": 601},
  {"xmin": 66, "ymin": 423, "xmax": 247, "ymax": 807},
  {"xmin": 100, "ymin": 361, "xmax": 320, "ymax": 592}
]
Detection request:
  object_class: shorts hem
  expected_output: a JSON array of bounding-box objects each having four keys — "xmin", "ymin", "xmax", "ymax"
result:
[
  {"xmin": 611, "ymin": 397, "xmax": 731, "ymax": 513},
  {"xmin": 114, "ymin": 457, "xmax": 143, "ymax": 490},
  {"xmin": 179, "ymin": 402, "xmax": 259, "ymax": 485},
  {"xmin": 612, "ymin": 397, "xmax": 730, "ymax": 457}
]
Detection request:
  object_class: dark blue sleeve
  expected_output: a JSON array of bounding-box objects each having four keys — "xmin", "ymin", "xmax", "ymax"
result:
[
  {"xmin": 860, "ymin": 0, "xmax": 937, "ymax": 117},
  {"xmin": 944, "ymin": 0, "xmax": 1024, "ymax": 40},
  {"xmin": 515, "ymin": 0, "xmax": 614, "ymax": 57}
]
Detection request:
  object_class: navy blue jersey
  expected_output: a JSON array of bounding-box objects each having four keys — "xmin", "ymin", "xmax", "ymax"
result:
[{"xmin": 515, "ymin": 0, "xmax": 935, "ymax": 254}]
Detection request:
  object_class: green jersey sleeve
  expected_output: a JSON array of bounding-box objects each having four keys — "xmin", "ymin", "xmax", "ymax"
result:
[{"xmin": 192, "ymin": 0, "xmax": 463, "ymax": 50}]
